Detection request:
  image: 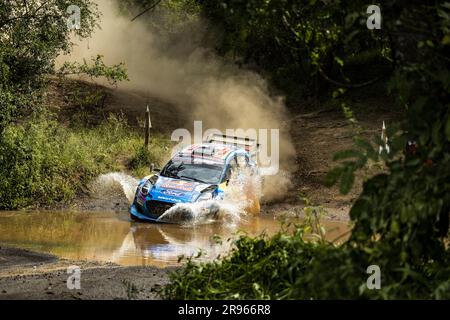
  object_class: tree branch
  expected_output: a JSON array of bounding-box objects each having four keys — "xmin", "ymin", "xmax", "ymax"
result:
[
  {"xmin": 131, "ymin": 0, "xmax": 164, "ymax": 21},
  {"xmin": 0, "ymin": 0, "xmax": 51, "ymax": 30}
]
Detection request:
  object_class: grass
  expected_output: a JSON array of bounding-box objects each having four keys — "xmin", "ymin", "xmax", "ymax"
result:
[
  {"xmin": 0, "ymin": 112, "xmax": 172, "ymax": 210},
  {"xmin": 122, "ymin": 279, "xmax": 140, "ymax": 300}
]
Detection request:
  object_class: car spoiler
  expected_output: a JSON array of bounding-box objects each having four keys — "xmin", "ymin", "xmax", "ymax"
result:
[{"xmin": 205, "ymin": 133, "xmax": 260, "ymax": 160}]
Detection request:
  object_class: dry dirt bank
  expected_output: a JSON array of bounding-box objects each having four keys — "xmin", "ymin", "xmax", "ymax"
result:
[{"xmin": 0, "ymin": 246, "xmax": 172, "ymax": 300}]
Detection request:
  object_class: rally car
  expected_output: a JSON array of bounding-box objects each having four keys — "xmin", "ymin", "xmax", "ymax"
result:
[{"xmin": 129, "ymin": 134, "xmax": 260, "ymax": 222}]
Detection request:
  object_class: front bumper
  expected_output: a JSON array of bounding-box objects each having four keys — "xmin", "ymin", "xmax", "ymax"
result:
[{"xmin": 129, "ymin": 203, "xmax": 168, "ymax": 223}]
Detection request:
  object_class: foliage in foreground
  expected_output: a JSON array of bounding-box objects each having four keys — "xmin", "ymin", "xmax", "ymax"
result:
[
  {"xmin": 163, "ymin": 215, "xmax": 450, "ymax": 300},
  {"xmin": 164, "ymin": 0, "xmax": 450, "ymax": 300}
]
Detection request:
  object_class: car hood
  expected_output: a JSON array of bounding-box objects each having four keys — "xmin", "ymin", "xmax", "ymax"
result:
[{"xmin": 149, "ymin": 176, "xmax": 214, "ymax": 203}]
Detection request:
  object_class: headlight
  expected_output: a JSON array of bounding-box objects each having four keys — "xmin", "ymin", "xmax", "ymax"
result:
[
  {"xmin": 141, "ymin": 180, "xmax": 152, "ymax": 196},
  {"xmin": 197, "ymin": 191, "xmax": 213, "ymax": 202}
]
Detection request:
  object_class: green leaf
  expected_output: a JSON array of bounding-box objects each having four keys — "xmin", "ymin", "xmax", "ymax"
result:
[
  {"xmin": 442, "ymin": 34, "xmax": 450, "ymax": 45},
  {"xmin": 445, "ymin": 115, "xmax": 450, "ymax": 141},
  {"xmin": 354, "ymin": 138, "xmax": 377, "ymax": 160},
  {"xmin": 324, "ymin": 167, "xmax": 343, "ymax": 187},
  {"xmin": 431, "ymin": 120, "xmax": 443, "ymax": 145},
  {"xmin": 333, "ymin": 149, "xmax": 361, "ymax": 161},
  {"xmin": 339, "ymin": 166, "xmax": 355, "ymax": 195},
  {"xmin": 334, "ymin": 56, "xmax": 344, "ymax": 67},
  {"xmin": 405, "ymin": 158, "xmax": 421, "ymax": 167}
]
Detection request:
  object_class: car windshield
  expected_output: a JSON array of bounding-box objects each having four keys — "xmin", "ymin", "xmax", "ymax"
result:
[{"xmin": 160, "ymin": 160, "xmax": 224, "ymax": 184}]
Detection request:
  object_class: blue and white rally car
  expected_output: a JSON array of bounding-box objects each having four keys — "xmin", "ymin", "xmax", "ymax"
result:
[{"xmin": 129, "ymin": 134, "xmax": 260, "ymax": 222}]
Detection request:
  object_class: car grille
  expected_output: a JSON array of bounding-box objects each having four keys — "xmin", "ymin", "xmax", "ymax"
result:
[{"xmin": 145, "ymin": 200, "xmax": 174, "ymax": 217}]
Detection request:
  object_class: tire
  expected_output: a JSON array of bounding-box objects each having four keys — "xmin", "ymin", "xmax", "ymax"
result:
[{"xmin": 130, "ymin": 213, "xmax": 140, "ymax": 221}]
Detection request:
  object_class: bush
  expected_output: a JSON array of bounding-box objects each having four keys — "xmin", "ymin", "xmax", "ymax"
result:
[
  {"xmin": 0, "ymin": 114, "xmax": 170, "ymax": 209},
  {"xmin": 129, "ymin": 139, "xmax": 171, "ymax": 175},
  {"xmin": 163, "ymin": 218, "xmax": 450, "ymax": 300},
  {"xmin": 163, "ymin": 225, "xmax": 321, "ymax": 300}
]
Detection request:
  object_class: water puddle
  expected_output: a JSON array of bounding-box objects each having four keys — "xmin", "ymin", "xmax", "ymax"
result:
[{"xmin": 0, "ymin": 211, "xmax": 350, "ymax": 267}]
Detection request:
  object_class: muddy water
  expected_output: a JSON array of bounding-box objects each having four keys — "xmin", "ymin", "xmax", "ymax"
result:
[{"xmin": 0, "ymin": 211, "xmax": 350, "ymax": 267}]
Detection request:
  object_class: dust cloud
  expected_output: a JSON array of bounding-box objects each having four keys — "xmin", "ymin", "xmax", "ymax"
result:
[{"xmin": 61, "ymin": 0, "xmax": 296, "ymax": 202}]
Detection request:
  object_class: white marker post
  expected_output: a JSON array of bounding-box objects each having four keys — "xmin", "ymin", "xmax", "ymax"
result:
[
  {"xmin": 144, "ymin": 106, "xmax": 152, "ymax": 149},
  {"xmin": 379, "ymin": 121, "xmax": 390, "ymax": 154}
]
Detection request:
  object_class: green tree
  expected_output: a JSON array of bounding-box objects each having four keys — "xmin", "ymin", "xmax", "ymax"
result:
[
  {"xmin": 196, "ymin": 0, "xmax": 392, "ymax": 98},
  {"xmin": 0, "ymin": 0, "xmax": 99, "ymax": 132},
  {"xmin": 0, "ymin": 1, "xmax": 130, "ymax": 209}
]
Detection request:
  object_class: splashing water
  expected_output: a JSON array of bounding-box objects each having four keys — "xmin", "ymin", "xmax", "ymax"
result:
[
  {"xmin": 90, "ymin": 170, "xmax": 262, "ymax": 225},
  {"xmin": 91, "ymin": 172, "xmax": 140, "ymax": 203},
  {"xmin": 157, "ymin": 199, "xmax": 245, "ymax": 225},
  {"xmin": 158, "ymin": 170, "xmax": 262, "ymax": 225}
]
